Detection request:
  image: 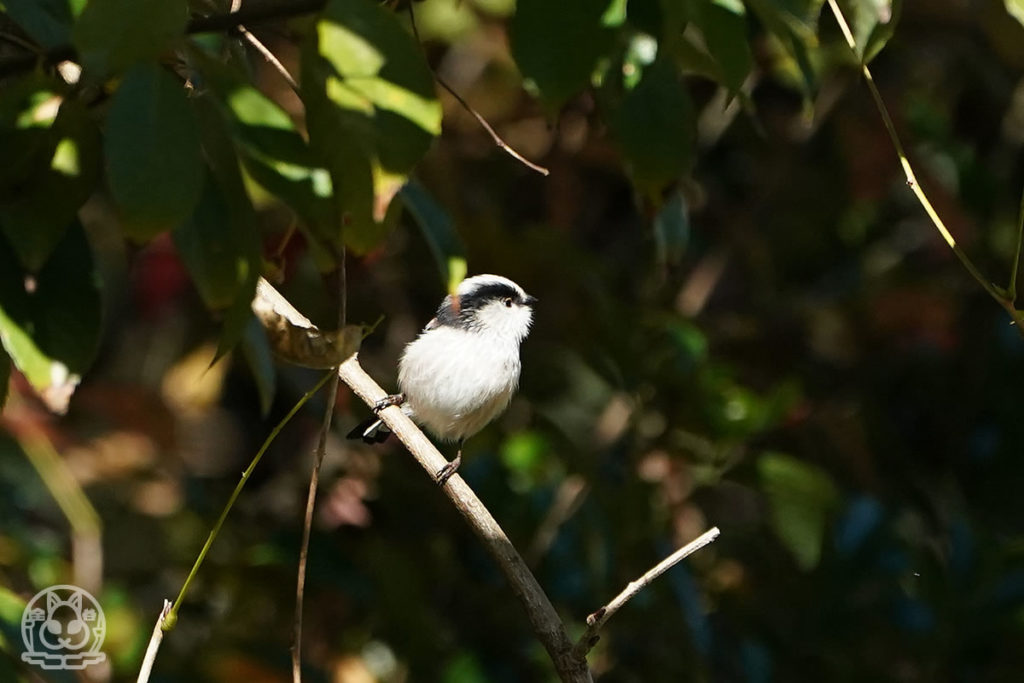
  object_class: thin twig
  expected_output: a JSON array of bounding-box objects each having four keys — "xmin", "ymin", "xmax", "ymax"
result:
[
  {"xmin": 1010, "ymin": 186, "xmax": 1024, "ymax": 303},
  {"xmin": 292, "ymin": 250, "xmax": 346, "ymax": 682},
  {"xmin": 136, "ymin": 600, "xmax": 172, "ymax": 683},
  {"xmin": 162, "ymin": 370, "xmax": 334, "ymax": 632},
  {"xmin": 405, "ymin": 3, "xmax": 550, "ymax": 176},
  {"xmin": 231, "ymin": 0, "xmax": 299, "ymax": 93},
  {"xmin": 572, "ymin": 527, "xmax": 721, "ymax": 659},
  {"xmin": 826, "ymin": 0, "xmax": 1024, "ymax": 334},
  {"xmin": 336, "ymin": 356, "xmax": 592, "ymax": 682},
  {"xmin": 292, "ymin": 373, "xmax": 338, "ymax": 682},
  {"xmin": 18, "ymin": 429, "xmax": 103, "ymax": 594}
]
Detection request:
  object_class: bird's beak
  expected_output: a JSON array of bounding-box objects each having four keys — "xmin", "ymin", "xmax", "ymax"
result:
[{"xmin": 522, "ymin": 295, "xmax": 538, "ymax": 307}]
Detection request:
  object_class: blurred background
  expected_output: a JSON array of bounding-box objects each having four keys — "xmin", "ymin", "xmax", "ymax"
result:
[{"xmin": 4, "ymin": 0, "xmax": 1024, "ymax": 681}]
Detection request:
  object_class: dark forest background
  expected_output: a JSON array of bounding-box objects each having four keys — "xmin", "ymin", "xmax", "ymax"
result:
[{"xmin": 3, "ymin": 0, "xmax": 1024, "ymax": 681}]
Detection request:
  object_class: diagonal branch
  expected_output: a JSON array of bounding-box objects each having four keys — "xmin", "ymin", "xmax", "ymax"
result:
[
  {"xmin": 573, "ymin": 527, "xmax": 721, "ymax": 659},
  {"xmin": 336, "ymin": 356, "xmax": 592, "ymax": 682}
]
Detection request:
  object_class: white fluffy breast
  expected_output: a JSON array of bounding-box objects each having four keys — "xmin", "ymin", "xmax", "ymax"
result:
[{"xmin": 398, "ymin": 326, "xmax": 522, "ymax": 442}]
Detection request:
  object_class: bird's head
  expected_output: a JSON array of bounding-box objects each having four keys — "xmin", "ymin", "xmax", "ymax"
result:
[{"xmin": 431, "ymin": 274, "xmax": 536, "ymax": 342}]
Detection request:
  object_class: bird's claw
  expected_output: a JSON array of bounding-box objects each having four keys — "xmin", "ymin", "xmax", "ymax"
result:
[
  {"xmin": 373, "ymin": 393, "xmax": 405, "ymax": 412},
  {"xmin": 435, "ymin": 453, "xmax": 462, "ymax": 486}
]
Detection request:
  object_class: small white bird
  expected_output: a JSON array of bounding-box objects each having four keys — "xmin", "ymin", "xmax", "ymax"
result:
[{"xmin": 347, "ymin": 274, "xmax": 537, "ymax": 484}]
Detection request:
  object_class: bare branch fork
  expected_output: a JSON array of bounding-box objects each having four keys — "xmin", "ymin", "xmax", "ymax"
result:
[
  {"xmin": 572, "ymin": 527, "xmax": 721, "ymax": 659},
  {"xmin": 337, "ymin": 355, "xmax": 721, "ymax": 681}
]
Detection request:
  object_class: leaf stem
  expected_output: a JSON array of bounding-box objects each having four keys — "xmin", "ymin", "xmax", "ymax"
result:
[
  {"xmin": 163, "ymin": 369, "xmax": 334, "ymax": 631},
  {"xmin": 826, "ymin": 0, "xmax": 1024, "ymax": 334},
  {"xmin": 1010, "ymin": 186, "xmax": 1024, "ymax": 303}
]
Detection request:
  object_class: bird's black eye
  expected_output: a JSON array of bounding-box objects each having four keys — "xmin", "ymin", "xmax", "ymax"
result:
[{"xmin": 502, "ymin": 297, "xmax": 513, "ymax": 307}]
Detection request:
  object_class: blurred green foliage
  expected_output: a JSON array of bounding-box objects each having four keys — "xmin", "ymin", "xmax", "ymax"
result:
[{"xmin": 2, "ymin": 0, "xmax": 1024, "ymax": 681}]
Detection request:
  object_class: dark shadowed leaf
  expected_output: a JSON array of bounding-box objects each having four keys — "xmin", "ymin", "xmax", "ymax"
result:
[
  {"xmin": 510, "ymin": 0, "xmax": 612, "ymax": 112},
  {"xmin": 611, "ymin": 59, "xmax": 695, "ymax": 197},
  {"xmin": 2, "ymin": 0, "xmax": 78, "ymax": 49},
  {"xmin": 241, "ymin": 316, "xmax": 276, "ymax": 416},
  {"xmin": 844, "ymin": 0, "xmax": 901, "ymax": 62},
  {"xmin": 759, "ymin": 452, "xmax": 839, "ymax": 571},
  {"xmin": 173, "ymin": 179, "xmax": 255, "ymax": 310},
  {"xmin": 0, "ymin": 95, "xmax": 101, "ymax": 271},
  {"xmin": 745, "ymin": 0, "xmax": 823, "ymax": 94},
  {"xmin": 399, "ymin": 181, "xmax": 466, "ymax": 293},
  {"xmin": 302, "ymin": 0, "xmax": 441, "ymax": 252},
  {"xmin": 0, "ymin": 223, "xmax": 101, "ymax": 413},
  {"xmin": 694, "ymin": 1, "xmax": 754, "ymax": 92},
  {"xmin": 105, "ymin": 63, "xmax": 204, "ymax": 241},
  {"xmin": 187, "ymin": 93, "xmax": 261, "ymax": 357},
  {"xmin": 72, "ymin": 0, "xmax": 187, "ymax": 77}
]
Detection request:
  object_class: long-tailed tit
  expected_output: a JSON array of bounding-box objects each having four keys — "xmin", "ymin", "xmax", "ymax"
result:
[{"xmin": 347, "ymin": 274, "xmax": 536, "ymax": 484}]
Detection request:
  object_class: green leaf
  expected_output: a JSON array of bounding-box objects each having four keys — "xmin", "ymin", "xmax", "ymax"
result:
[
  {"xmin": 510, "ymin": 0, "xmax": 612, "ymax": 112},
  {"xmin": 173, "ymin": 180, "xmax": 255, "ymax": 310},
  {"xmin": 2, "ymin": 0, "xmax": 76, "ymax": 49},
  {"xmin": 745, "ymin": 0, "xmax": 823, "ymax": 94},
  {"xmin": 843, "ymin": 0, "xmax": 902, "ymax": 62},
  {"xmin": 241, "ymin": 316, "xmax": 276, "ymax": 416},
  {"xmin": 759, "ymin": 452, "xmax": 839, "ymax": 571},
  {"xmin": 189, "ymin": 49, "xmax": 336, "ymax": 244},
  {"xmin": 302, "ymin": 0, "xmax": 441, "ymax": 252},
  {"xmin": 1009, "ymin": 0, "xmax": 1024, "ymax": 28},
  {"xmin": 399, "ymin": 181, "xmax": 467, "ymax": 293},
  {"xmin": 105, "ymin": 63, "xmax": 204, "ymax": 241},
  {"xmin": 693, "ymin": 1, "xmax": 753, "ymax": 92},
  {"xmin": 0, "ymin": 222, "xmax": 101, "ymax": 413},
  {"xmin": 0, "ymin": 95, "xmax": 101, "ymax": 271},
  {"xmin": 611, "ymin": 59, "xmax": 695, "ymax": 197},
  {"xmin": 71, "ymin": 0, "xmax": 187, "ymax": 77},
  {"xmin": 188, "ymin": 92, "xmax": 261, "ymax": 357}
]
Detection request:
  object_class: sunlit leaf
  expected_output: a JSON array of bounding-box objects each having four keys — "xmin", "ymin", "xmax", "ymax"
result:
[
  {"xmin": 611, "ymin": 59, "xmax": 695, "ymax": 197},
  {"xmin": 1008, "ymin": 0, "xmax": 1024, "ymax": 28},
  {"xmin": 72, "ymin": 0, "xmax": 187, "ymax": 77},
  {"xmin": 510, "ymin": 0, "xmax": 612, "ymax": 112},
  {"xmin": 188, "ymin": 49, "xmax": 337, "ymax": 246},
  {"xmin": 105, "ymin": 63, "xmax": 204, "ymax": 241},
  {"xmin": 0, "ymin": 223, "xmax": 101, "ymax": 413},
  {"xmin": 759, "ymin": 452, "xmax": 839, "ymax": 571},
  {"xmin": 303, "ymin": 0, "xmax": 441, "ymax": 252},
  {"xmin": 399, "ymin": 181, "xmax": 467, "ymax": 293}
]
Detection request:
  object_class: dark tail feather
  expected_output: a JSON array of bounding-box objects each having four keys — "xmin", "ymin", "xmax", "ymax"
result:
[{"xmin": 346, "ymin": 417, "xmax": 392, "ymax": 444}]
